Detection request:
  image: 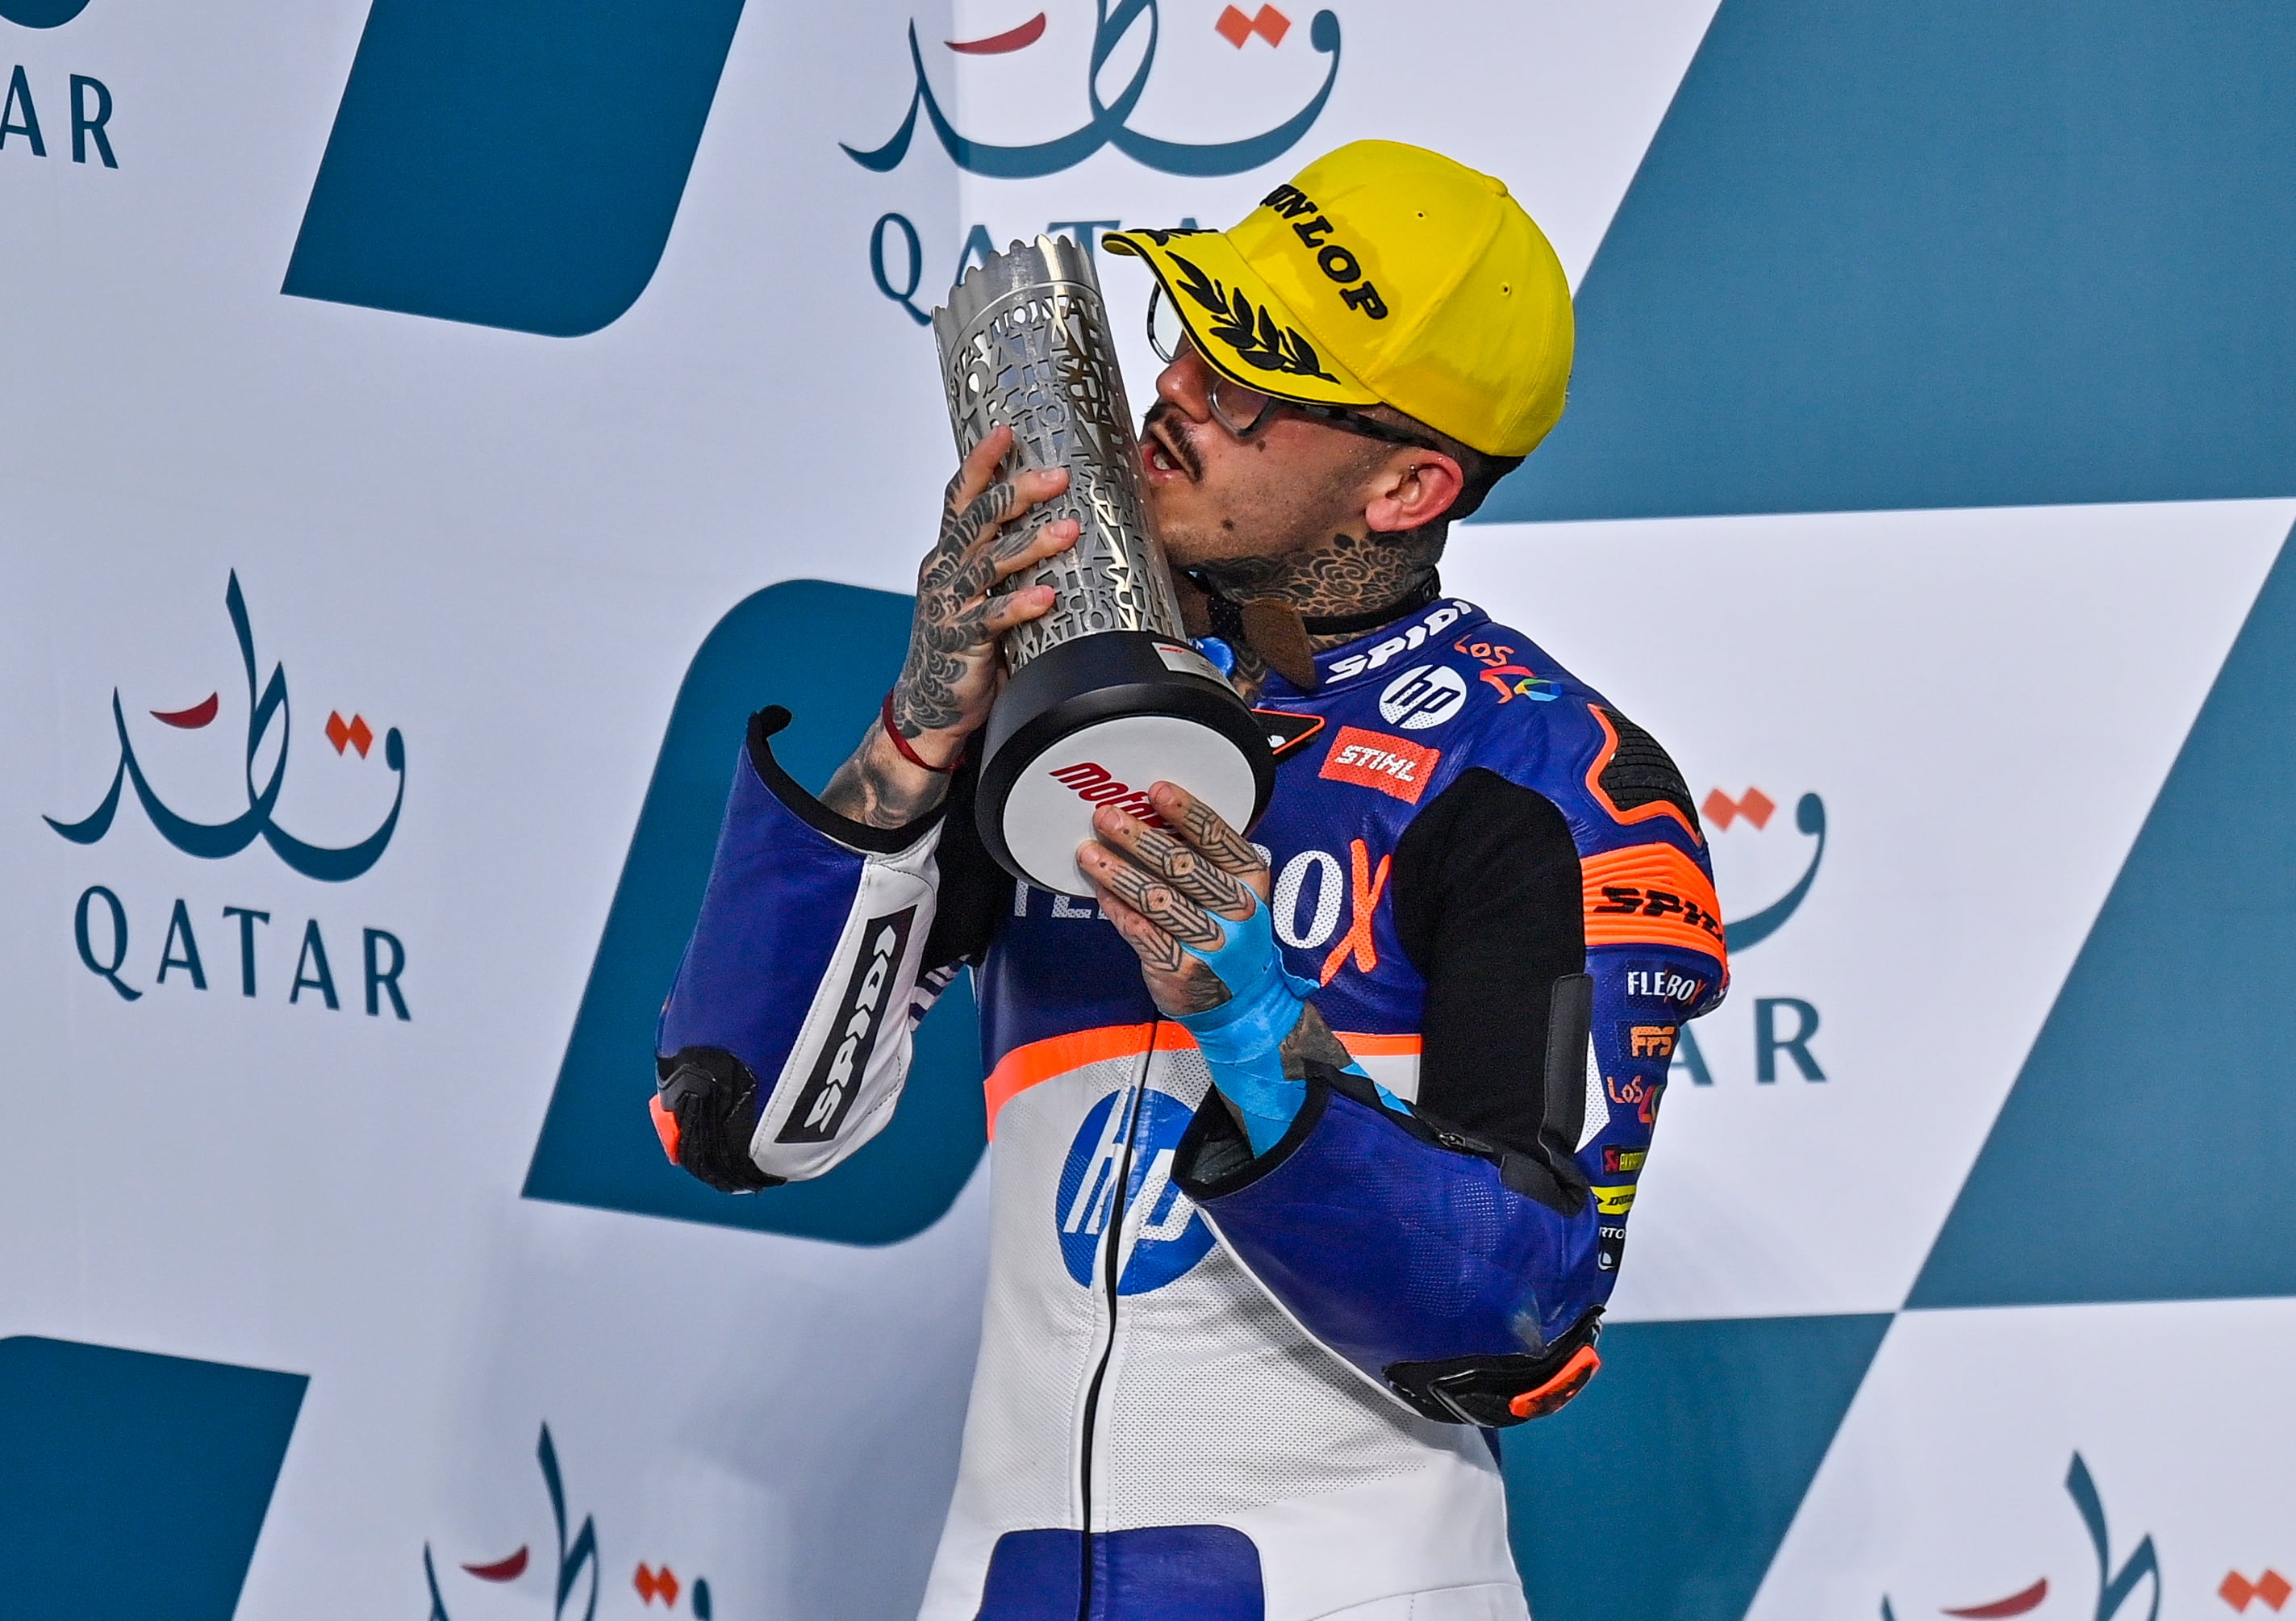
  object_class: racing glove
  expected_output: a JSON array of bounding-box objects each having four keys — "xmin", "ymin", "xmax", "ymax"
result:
[{"xmin": 653, "ymin": 1049, "xmax": 779, "ymax": 1193}]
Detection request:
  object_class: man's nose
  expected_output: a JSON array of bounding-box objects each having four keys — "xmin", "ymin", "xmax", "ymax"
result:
[{"xmin": 1155, "ymin": 350, "xmax": 1216, "ymax": 421}]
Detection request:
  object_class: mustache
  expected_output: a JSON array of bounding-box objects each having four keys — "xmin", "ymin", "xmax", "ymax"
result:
[{"xmin": 1142, "ymin": 402, "xmax": 1203, "ymax": 482}]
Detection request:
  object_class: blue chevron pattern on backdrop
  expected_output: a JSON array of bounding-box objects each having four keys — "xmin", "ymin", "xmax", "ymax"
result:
[
  {"xmin": 525, "ymin": 581, "xmax": 989, "ymax": 1247},
  {"xmin": 19, "ymin": 0, "xmax": 2294, "ymax": 1610},
  {"xmin": 0, "ymin": 1338, "xmax": 307, "ymax": 1621},
  {"xmin": 1481, "ymin": 0, "xmax": 2296, "ymax": 524},
  {"xmin": 1470, "ymin": 0, "xmax": 2296, "ymax": 1611}
]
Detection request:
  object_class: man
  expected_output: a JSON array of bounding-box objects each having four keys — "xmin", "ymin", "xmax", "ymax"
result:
[{"xmin": 651, "ymin": 141, "xmax": 1727, "ymax": 1620}]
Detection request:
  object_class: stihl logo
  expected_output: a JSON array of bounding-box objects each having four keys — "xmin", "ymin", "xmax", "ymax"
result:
[
  {"xmin": 1049, "ymin": 762, "xmax": 1163, "ymax": 825},
  {"xmin": 1319, "ymin": 725, "xmax": 1438, "ymax": 804},
  {"xmin": 777, "ymin": 905, "xmax": 916, "ymax": 1144}
]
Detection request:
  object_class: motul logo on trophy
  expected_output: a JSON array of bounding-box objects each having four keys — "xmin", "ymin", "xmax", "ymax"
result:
[{"xmin": 1047, "ymin": 762, "xmax": 1165, "ymax": 825}]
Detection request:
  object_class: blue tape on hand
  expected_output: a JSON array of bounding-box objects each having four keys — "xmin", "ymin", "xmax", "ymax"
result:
[{"xmin": 1174, "ymin": 891, "xmax": 1321, "ymax": 1155}]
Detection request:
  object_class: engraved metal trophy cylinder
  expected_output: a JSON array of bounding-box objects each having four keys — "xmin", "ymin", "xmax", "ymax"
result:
[{"xmin": 934, "ymin": 236, "xmax": 1273, "ymax": 896}]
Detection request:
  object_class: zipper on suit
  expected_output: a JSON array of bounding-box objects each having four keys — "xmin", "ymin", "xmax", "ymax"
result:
[{"xmin": 1074, "ymin": 1030, "xmax": 1156, "ymax": 1620}]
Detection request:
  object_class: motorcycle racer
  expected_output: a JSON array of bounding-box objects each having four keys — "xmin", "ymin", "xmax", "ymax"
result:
[{"xmin": 652, "ymin": 141, "xmax": 1727, "ymax": 1620}]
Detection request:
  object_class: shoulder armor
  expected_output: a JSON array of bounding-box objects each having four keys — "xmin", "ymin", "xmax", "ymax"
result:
[{"xmin": 1584, "ymin": 704, "xmax": 1704, "ymax": 842}]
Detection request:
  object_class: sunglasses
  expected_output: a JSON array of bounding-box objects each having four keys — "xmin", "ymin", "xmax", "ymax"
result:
[{"xmin": 1147, "ymin": 284, "xmax": 1445, "ymax": 453}]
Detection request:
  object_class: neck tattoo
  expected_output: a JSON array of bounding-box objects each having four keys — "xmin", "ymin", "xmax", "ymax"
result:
[
  {"xmin": 1193, "ymin": 529, "xmax": 1439, "ymax": 623},
  {"xmin": 1196, "ymin": 529, "xmax": 1442, "ymax": 704}
]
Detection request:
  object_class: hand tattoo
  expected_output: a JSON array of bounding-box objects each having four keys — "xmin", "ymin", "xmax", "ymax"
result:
[
  {"xmin": 1172, "ymin": 798, "xmax": 1262, "ymax": 878},
  {"xmin": 1081, "ymin": 785, "xmax": 1275, "ymax": 1018},
  {"xmin": 820, "ymin": 437, "xmax": 1072, "ymax": 829},
  {"xmin": 894, "ymin": 477, "xmax": 1020, "ymax": 737},
  {"xmin": 1119, "ymin": 825, "xmax": 1254, "ymax": 920},
  {"xmin": 1091, "ymin": 856, "xmax": 1225, "ymax": 951},
  {"xmin": 1102, "ymin": 900, "xmax": 1230, "ymax": 1014}
]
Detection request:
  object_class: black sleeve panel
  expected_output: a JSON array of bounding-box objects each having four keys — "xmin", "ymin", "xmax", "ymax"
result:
[
  {"xmin": 918, "ymin": 754, "xmax": 1008, "ymax": 976},
  {"xmin": 1390, "ymin": 767, "xmax": 1587, "ymax": 1158}
]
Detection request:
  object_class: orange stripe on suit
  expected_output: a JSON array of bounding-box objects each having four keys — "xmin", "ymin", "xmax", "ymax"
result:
[
  {"xmin": 983, "ymin": 1025, "xmax": 1424, "ymax": 1135},
  {"xmin": 1581, "ymin": 842, "xmax": 1727, "ymax": 962}
]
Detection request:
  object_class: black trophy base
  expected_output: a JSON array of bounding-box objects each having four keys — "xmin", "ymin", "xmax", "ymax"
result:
[{"xmin": 977, "ymin": 631, "xmax": 1275, "ymax": 896}]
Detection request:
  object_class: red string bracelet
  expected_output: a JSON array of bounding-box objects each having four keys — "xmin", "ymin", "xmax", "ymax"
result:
[{"xmin": 881, "ymin": 691, "xmax": 960, "ymax": 774}]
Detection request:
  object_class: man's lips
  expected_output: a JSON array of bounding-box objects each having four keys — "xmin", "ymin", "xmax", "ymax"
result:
[{"xmin": 1142, "ymin": 412, "xmax": 1200, "ymax": 483}]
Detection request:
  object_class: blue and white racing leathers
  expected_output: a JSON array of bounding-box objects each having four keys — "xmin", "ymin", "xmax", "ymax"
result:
[{"xmin": 652, "ymin": 596, "xmax": 1728, "ymax": 1620}]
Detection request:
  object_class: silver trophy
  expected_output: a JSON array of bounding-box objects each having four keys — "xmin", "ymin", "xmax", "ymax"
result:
[{"xmin": 933, "ymin": 236, "xmax": 1272, "ymax": 896}]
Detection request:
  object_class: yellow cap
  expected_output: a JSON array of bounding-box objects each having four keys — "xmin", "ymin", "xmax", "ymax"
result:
[{"xmin": 1106, "ymin": 140, "xmax": 1573, "ymax": 458}]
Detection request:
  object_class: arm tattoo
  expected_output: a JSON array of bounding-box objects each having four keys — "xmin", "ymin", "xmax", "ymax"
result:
[
  {"xmin": 1279, "ymin": 999, "xmax": 1355, "ymax": 1080},
  {"xmin": 819, "ymin": 727, "xmax": 950, "ymax": 829}
]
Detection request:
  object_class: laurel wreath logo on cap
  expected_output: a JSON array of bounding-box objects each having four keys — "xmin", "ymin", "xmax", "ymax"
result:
[{"xmin": 1164, "ymin": 247, "xmax": 1339, "ymax": 383}]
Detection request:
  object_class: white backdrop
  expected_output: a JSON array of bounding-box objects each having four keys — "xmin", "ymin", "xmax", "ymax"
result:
[{"xmin": 4, "ymin": 1, "xmax": 2290, "ymax": 1618}]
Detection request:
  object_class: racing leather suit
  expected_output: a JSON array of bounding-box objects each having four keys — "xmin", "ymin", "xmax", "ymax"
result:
[{"xmin": 653, "ymin": 596, "xmax": 1728, "ymax": 1620}]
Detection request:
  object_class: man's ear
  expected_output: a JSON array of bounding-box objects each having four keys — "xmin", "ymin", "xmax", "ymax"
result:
[{"xmin": 1363, "ymin": 451, "xmax": 1465, "ymax": 535}]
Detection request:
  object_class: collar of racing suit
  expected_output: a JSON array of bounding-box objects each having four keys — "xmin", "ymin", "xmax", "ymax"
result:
[{"xmin": 1175, "ymin": 570, "xmax": 1443, "ymax": 692}]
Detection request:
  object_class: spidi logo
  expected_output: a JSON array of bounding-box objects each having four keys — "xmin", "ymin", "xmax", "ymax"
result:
[
  {"xmin": 856, "ymin": 0, "xmax": 1346, "ymax": 327},
  {"xmin": 774, "ymin": 905, "xmax": 913, "ymax": 1145},
  {"xmin": 45, "ymin": 573, "xmax": 413, "ymax": 1017},
  {"xmin": 0, "ymin": 0, "xmax": 119, "ymax": 171},
  {"xmin": 1668, "ymin": 782, "xmax": 1828, "ymax": 1088},
  {"xmin": 528, "ymin": 581, "xmax": 991, "ymax": 1250}
]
